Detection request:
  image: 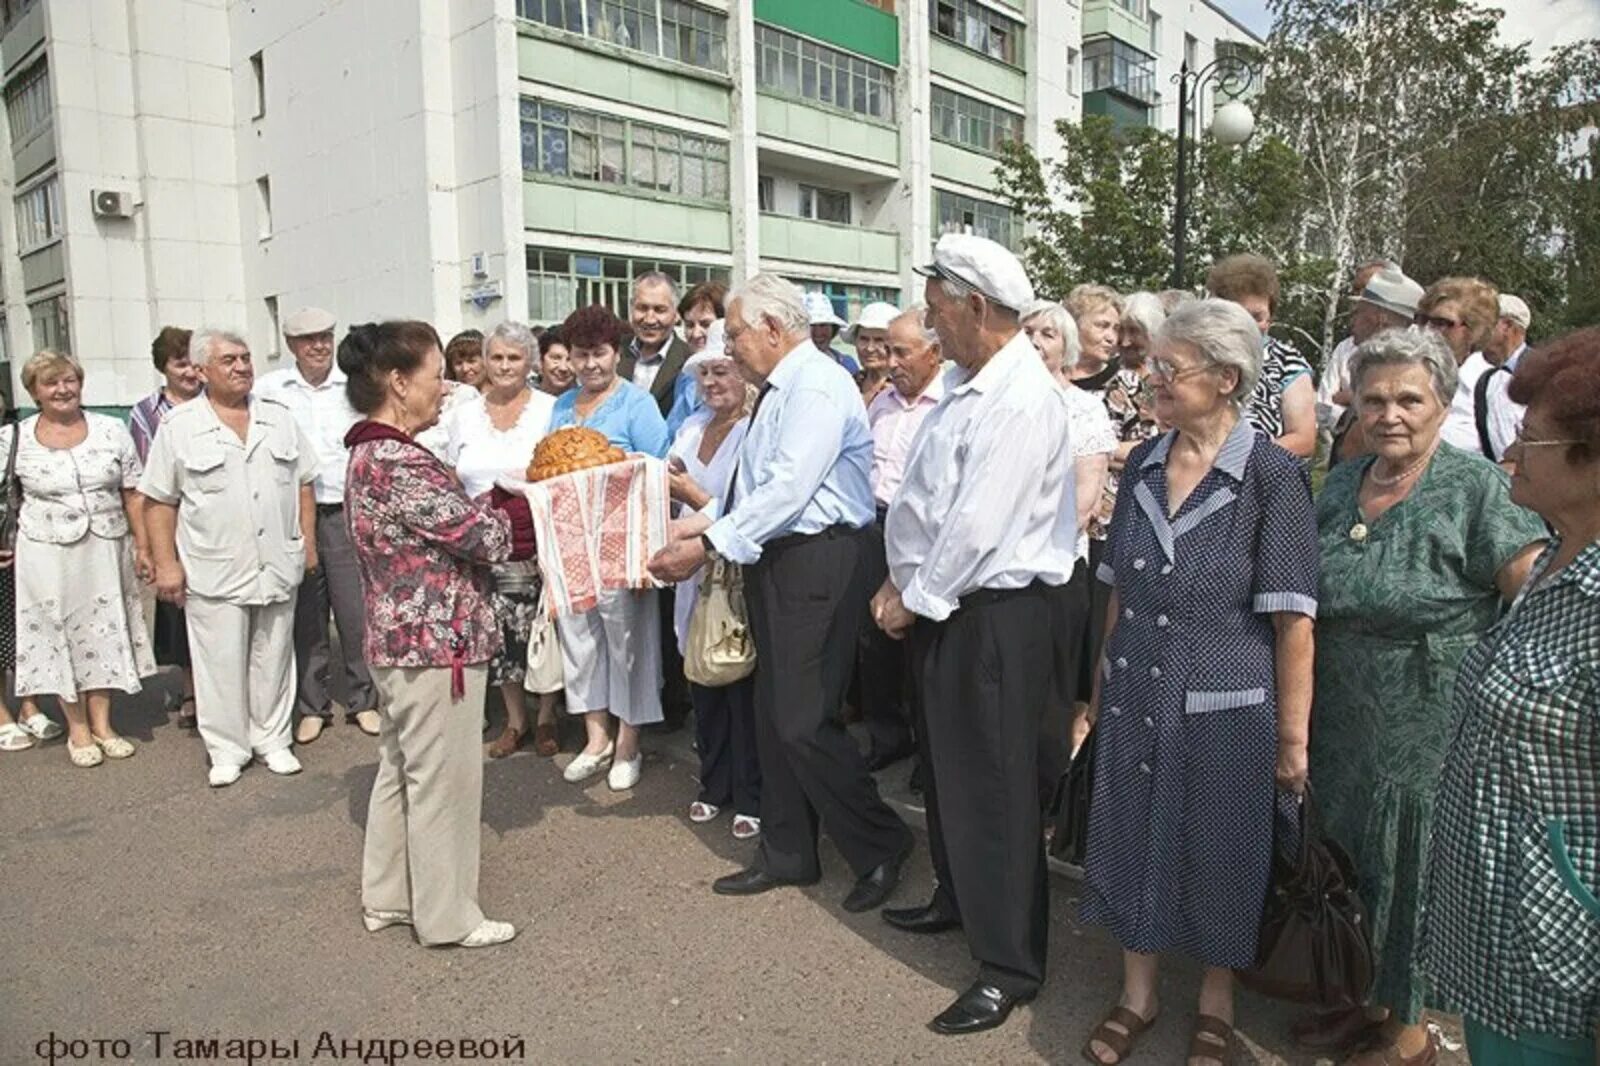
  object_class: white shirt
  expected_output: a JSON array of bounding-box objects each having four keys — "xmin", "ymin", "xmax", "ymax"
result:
[
  {"xmin": 667, "ymin": 408, "xmax": 750, "ymax": 653},
  {"xmin": 1316, "ymin": 336, "xmax": 1356, "ymax": 431},
  {"xmin": 1483, "ymin": 343, "xmax": 1527, "ymax": 461},
  {"xmin": 868, "ymin": 374, "xmax": 945, "ymax": 508},
  {"xmin": 885, "ymin": 333, "xmax": 1076, "ymax": 622},
  {"xmin": 435, "ymin": 390, "xmax": 557, "ymax": 498},
  {"xmin": 255, "ymin": 363, "xmax": 359, "ymax": 504},
  {"xmin": 1062, "ymin": 383, "xmax": 1117, "ymax": 563},
  {"xmin": 631, "ymin": 338, "xmax": 669, "ymax": 392},
  {"xmin": 1441, "ymin": 351, "xmax": 1493, "ymax": 455}
]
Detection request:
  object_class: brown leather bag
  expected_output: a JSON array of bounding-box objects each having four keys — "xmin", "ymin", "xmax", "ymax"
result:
[
  {"xmin": 0, "ymin": 418, "xmax": 20, "ymax": 554},
  {"xmin": 1236, "ymin": 788, "xmax": 1376, "ymax": 1008}
]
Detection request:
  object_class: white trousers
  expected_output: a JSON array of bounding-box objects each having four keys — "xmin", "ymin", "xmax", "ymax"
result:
[
  {"xmin": 555, "ymin": 586, "xmax": 663, "ymax": 725},
  {"xmin": 185, "ymin": 595, "xmax": 296, "ymax": 769}
]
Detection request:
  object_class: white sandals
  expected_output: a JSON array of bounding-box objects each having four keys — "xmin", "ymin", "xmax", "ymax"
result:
[{"xmin": 0, "ymin": 722, "xmax": 33, "ymax": 752}]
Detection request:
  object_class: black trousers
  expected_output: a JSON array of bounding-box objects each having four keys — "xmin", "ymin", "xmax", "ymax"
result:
[
  {"xmin": 1077, "ymin": 538, "xmax": 1113, "ymax": 702},
  {"xmin": 293, "ymin": 505, "xmax": 377, "ymax": 718},
  {"xmin": 745, "ymin": 526, "xmax": 911, "ymax": 881},
  {"xmin": 1041, "ymin": 561, "xmax": 1090, "ymax": 811},
  {"xmin": 691, "ymin": 677, "xmax": 761, "ymax": 817},
  {"xmin": 911, "ymin": 582, "xmax": 1053, "ymax": 997},
  {"xmin": 857, "ymin": 519, "xmax": 913, "ymax": 758}
]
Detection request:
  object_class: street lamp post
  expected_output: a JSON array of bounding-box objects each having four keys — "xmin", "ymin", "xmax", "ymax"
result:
[{"xmin": 1170, "ymin": 55, "xmax": 1261, "ymax": 289}]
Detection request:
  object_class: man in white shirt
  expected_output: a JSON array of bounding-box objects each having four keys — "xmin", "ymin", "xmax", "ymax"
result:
[
  {"xmin": 1479, "ymin": 294, "xmax": 1532, "ymax": 464},
  {"xmin": 618, "ymin": 272, "xmax": 692, "ymax": 416},
  {"xmin": 872, "ymin": 234, "xmax": 1074, "ymax": 1036},
  {"xmin": 1316, "ymin": 258, "xmax": 1396, "ymax": 432},
  {"xmin": 858, "ymin": 306, "xmax": 943, "ymax": 773},
  {"xmin": 256, "ymin": 307, "xmax": 376, "ymax": 742},
  {"xmin": 1324, "ymin": 265, "xmax": 1426, "ymax": 462}
]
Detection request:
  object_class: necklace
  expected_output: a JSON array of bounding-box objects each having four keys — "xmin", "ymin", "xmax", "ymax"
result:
[{"xmin": 1368, "ymin": 442, "xmax": 1437, "ymax": 487}]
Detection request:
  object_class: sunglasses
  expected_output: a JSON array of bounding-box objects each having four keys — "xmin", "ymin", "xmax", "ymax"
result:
[{"xmin": 1414, "ymin": 313, "xmax": 1465, "ymax": 330}]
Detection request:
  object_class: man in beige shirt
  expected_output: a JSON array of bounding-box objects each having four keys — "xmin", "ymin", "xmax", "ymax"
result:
[{"xmin": 140, "ymin": 328, "xmax": 319, "ymax": 787}]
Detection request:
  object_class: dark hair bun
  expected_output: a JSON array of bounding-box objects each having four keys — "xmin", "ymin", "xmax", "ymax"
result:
[{"xmin": 337, "ymin": 323, "xmax": 383, "ymax": 377}]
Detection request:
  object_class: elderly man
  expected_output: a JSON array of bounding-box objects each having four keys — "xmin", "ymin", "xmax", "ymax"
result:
[
  {"xmin": 256, "ymin": 307, "xmax": 376, "ymax": 742},
  {"xmin": 618, "ymin": 271, "xmax": 693, "ymax": 417},
  {"xmin": 1316, "ymin": 258, "xmax": 1398, "ymax": 431},
  {"xmin": 141, "ymin": 329, "xmax": 318, "ymax": 788},
  {"xmin": 1327, "ymin": 265, "xmax": 1426, "ymax": 463},
  {"xmin": 649, "ymin": 273, "xmax": 913, "ymax": 913},
  {"xmin": 857, "ymin": 306, "xmax": 944, "ymax": 772},
  {"xmin": 802, "ymin": 291, "xmax": 860, "ymax": 373},
  {"xmin": 873, "ymin": 234, "xmax": 1075, "ymax": 1036},
  {"xmin": 1478, "ymin": 294, "xmax": 1532, "ymax": 463}
]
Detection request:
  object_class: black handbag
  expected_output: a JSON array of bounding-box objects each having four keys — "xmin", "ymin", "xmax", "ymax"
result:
[
  {"xmin": 0, "ymin": 417, "xmax": 20, "ymax": 554},
  {"xmin": 1047, "ymin": 726, "xmax": 1097, "ymax": 865},
  {"xmin": 1236, "ymin": 787, "xmax": 1376, "ymax": 1008}
]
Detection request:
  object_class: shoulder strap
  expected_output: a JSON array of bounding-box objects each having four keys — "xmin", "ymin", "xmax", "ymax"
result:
[
  {"xmin": 1474, "ymin": 365, "xmax": 1509, "ymax": 459},
  {"xmin": 3, "ymin": 420, "xmax": 18, "ymax": 483}
]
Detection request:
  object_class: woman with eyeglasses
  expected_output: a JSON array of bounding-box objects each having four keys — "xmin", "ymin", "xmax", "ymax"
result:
[
  {"xmin": 1415, "ymin": 277, "xmax": 1504, "ymax": 461},
  {"xmin": 1294, "ymin": 328, "xmax": 1546, "ymax": 1065},
  {"xmin": 1421, "ymin": 327, "xmax": 1600, "ymax": 1066}
]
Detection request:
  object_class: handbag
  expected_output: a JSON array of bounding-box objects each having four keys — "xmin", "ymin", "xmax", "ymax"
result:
[
  {"xmin": 1047, "ymin": 726, "xmax": 1096, "ymax": 865},
  {"xmin": 523, "ymin": 605, "xmax": 564, "ymax": 695},
  {"xmin": 683, "ymin": 552, "xmax": 755, "ymax": 687},
  {"xmin": 0, "ymin": 419, "xmax": 20, "ymax": 554},
  {"xmin": 1236, "ymin": 787, "xmax": 1376, "ymax": 1008}
]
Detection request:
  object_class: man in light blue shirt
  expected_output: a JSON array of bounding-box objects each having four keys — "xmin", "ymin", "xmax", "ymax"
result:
[{"xmin": 650, "ymin": 274, "xmax": 911, "ymax": 913}]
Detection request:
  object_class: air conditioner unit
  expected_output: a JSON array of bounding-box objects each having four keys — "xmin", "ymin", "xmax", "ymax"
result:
[{"xmin": 91, "ymin": 189, "xmax": 135, "ymax": 218}]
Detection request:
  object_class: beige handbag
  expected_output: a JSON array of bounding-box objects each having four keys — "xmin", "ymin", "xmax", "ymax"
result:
[
  {"xmin": 684, "ymin": 553, "xmax": 756, "ymax": 687},
  {"xmin": 523, "ymin": 606, "xmax": 565, "ymax": 695}
]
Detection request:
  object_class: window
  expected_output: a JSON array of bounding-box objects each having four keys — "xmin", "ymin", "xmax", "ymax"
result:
[
  {"xmin": 1067, "ymin": 46, "xmax": 1080, "ymax": 95},
  {"xmin": 757, "ymin": 175, "xmax": 775, "ymax": 212},
  {"xmin": 930, "ymin": 0, "xmax": 1024, "ymax": 68},
  {"xmin": 517, "ymin": 0, "xmax": 726, "ymax": 73},
  {"xmin": 29, "ymin": 294, "xmax": 67, "ymax": 353},
  {"xmin": 1113, "ymin": 0, "xmax": 1148, "ymax": 19},
  {"xmin": 519, "ymin": 98, "xmax": 729, "ymax": 201},
  {"xmin": 0, "ymin": 0, "xmax": 37, "ymax": 34},
  {"xmin": 5, "ymin": 59, "xmax": 51, "ymax": 145},
  {"xmin": 525, "ymin": 246, "xmax": 727, "ymax": 323},
  {"xmin": 249, "ymin": 51, "xmax": 265, "ymax": 118},
  {"xmin": 1149, "ymin": 11, "xmax": 1161, "ymax": 55},
  {"xmin": 935, "ymin": 189, "xmax": 1018, "ymax": 250},
  {"xmin": 1184, "ymin": 33, "xmax": 1198, "ymax": 71},
  {"xmin": 799, "ymin": 184, "xmax": 851, "ymax": 224},
  {"xmin": 255, "ymin": 176, "xmax": 272, "ymax": 239},
  {"xmin": 931, "ymin": 86, "xmax": 1024, "ymax": 155},
  {"xmin": 264, "ymin": 295, "xmax": 280, "ymax": 355},
  {"xmin": 1084, "ymin": 37, "xmax": 1156, "ymax": 104},
  {"xmin": 793, "ymin": 280, "xmax": 897, "ymax": 331},
  {"xmin": 13, "ymin": 174, "xmax": 60, "ymax": 252},
  {"xmin": 753, "ymin": 25, "xmax": 895, "ymax": 122}
]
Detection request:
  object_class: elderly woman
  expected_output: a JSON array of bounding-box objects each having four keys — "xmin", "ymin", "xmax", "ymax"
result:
[
  {"xmin": 1101, "ymin": 291, "xmax": 1167, "ymax": 530},
  {"xmin": 2, "ymin": 352, "xmax": 157, "ymax": 766},
  {"xmin": 679, "ymin": 281, "xmax": 726, "ymax": 354},
  {"xmin": 443, "ymin": 328, "xmax": 486, "ymax": 388},
  {"xmin": 847, "ymin": 301, "xmax": 898, "ymax": 406},
  {"xmin": 1301, "ymin": 327, "xmax": 1546, "ymax": 1063},
  {"xmin": 437, "ymin": 322, "xmax": 558, "ymax": 759},
  {"xmin": 1022, "ymin": 300, "xmax": 1117, "ymax": 784},
  {"xmin": 1079, "ymin": 300, "xmax": 1318, "ymax": 1066},
  {"xmin": 535, "ymin": 329, "xmax": 575, "ymax": 398},
  {"xmin": 1415, "ymin": 277, "xmax": 1502, "ymax": 459},
  {"xmin": 1066, "ymin": 284, "xmax": 1124, "ymax": 397},
  {"xmin": 1421, "ymin": 327, "xmax": 1600, "ymax": 1066},
  {"xmin": 341, "ymin": 319, "xmax": 534, "ymax": 949},
  {"xmin": 0, "ymin": 404, "xmax": 58, "ymax": 753},
  {"xmin": 1206, "ymin": 254, "xmax": 1317, "ymax": 460},
  {"xmin": 548, "ymin": 305, "xmax": 671, "ymax": 791},
  {"xmin": 666, "ymin": 322, "xmax": 762, "ymax": 840}
]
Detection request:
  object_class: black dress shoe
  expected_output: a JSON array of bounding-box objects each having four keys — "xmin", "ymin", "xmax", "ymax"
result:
[
  {"xmin": 842, "ymin": 838, "xmax": 913, "ymax": 913},
  {"xmin": 882, "ymin": 901, "xmax": 961, "ymax": 934},
  {"xmin": 929, "ymin": 982, "xmax": 1034, "ymax": 1036},
  {"xmin": 712, "ymin": 866, "xmax": 818, "ymax": 897},
  {"xmin": 907, "ymin": 761, "xmax": 925, "ymax": 795},
  {"xmin": 864, "ymin": 745, "xmax": 914, "ymax": 773}
]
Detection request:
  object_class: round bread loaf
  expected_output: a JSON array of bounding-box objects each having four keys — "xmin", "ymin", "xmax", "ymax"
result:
[{"xmin": 527, "ymin": 425, "xmax": 626, "ymax": 481}]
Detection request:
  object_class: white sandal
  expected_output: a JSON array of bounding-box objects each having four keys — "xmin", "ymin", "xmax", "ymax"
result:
[
  {"xmin": 731, "ymin": 815, "xmax": 762, "ymax": 840},
  {"xmin": 0, "ymin": 723, "xmax": 34, "ymax": 752},
  {"xmin": 18, "ymin": 713, "xmax": 62, "ymax": 741},
  {"xmin": 689, "ymin": 801, "xmax": 720, "ymax": 823},
  {"xmin": 67, "ymin": 740, "xmax": 104, "ymax": 768}
]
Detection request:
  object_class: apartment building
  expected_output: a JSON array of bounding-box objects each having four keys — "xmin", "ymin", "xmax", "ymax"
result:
[{"xmin": 0, "ymin": 0, "xmax": 1259, "ymax": 408}]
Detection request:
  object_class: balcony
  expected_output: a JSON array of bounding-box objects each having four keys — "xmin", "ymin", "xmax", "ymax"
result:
[
  {"xmin": 755, "ymin": 93, "xmax": 898, "ymax": 170},
  {"xmin": 523, "ymin": 182, "xmax": 731, "ymax": 254},
  {"xmin": 753, "ymin": 0, "xmax": 899, "ymax": 67},
  {"xmin": 758, "ymin": 214, "xmax": 899, "ymax": 276},
  {"xmin": 1082, "ymin": 0, "xmax": 1150, "ymax": 49}
]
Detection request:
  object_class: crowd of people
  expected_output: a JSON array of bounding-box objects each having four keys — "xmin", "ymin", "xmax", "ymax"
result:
[{"xmin": 0, "ymin": 239, "xmax": 1593, "ymax": 1066}]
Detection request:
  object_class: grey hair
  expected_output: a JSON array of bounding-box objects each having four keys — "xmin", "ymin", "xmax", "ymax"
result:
[
  {"xmin": 893, "ymin": 304, "xmax": 940, "ymax": 346},
  {"xmin": 1021, "ymin": 299, "xmax": 1082, "ymax": 368},
  {"xmin": 937, "ymin": 277, "xmax": 1021, "ymax": 323},
  {"xmin": 1156, "ymin": 299, "xmax": 1262, "ymax": 404},
  {"xmin": 632, "ymin": 270, "xmax": 681, "ymax": 304},
  {"xmin": 483, "ymin": 320, "xmax": 536, "ymax": 362},
  {"xmin": 1348, "ymin": 326, "xmax": 1459, "ymax": 407},
  {"xmin": 1158, "ymin": 289, "xmax": 1197, "ymax": 314},
  {"xmin": 1122, "ymin": 292, "xmax": 1166, "ymax": 340},
  {"xmin": 189, "ymin": 327, "xmax": 249, "ymax": 366},
  {"xmin": 730, "ymin": 273, "xmax": 810, "ymax": 334}
]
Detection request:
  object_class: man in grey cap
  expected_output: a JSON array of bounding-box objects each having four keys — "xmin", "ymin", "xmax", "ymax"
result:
[
  {"xmin": 873, "ymin": 233, "xmax": 1075, "ymax": 1035},
  {"xmin": 1317, "ymin": 258, "xmax": 1403, "ymax": 431},
  {"xmin": 1326, "ymin": 264, "xmax": 1426, "ymax": 463},
  {"xmin": 256, "ymin": 306, "xmax": 377, "ymax": 742}
]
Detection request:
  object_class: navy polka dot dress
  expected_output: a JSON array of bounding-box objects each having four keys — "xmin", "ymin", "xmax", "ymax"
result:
[{"xmin": 1080, "ymin": 420, "xmax": 1319, "ymax": 969}]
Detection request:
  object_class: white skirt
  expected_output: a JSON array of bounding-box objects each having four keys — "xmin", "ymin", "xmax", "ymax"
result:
[
  {"xmin": 555, "ymin": 586, "xmax": 662, "ymax": 725},
  {"xmin": 14, "ymin": 531, "xmax": 157, "ymax": 701}
]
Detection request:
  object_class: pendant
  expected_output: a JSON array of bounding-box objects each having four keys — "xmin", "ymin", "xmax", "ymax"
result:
[{"xmin": 1349, "ymin": 523, "xmax": 1369, "ymax": 543}]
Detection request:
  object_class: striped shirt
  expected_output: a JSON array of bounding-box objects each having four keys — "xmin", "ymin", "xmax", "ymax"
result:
[{"xmin": 128, "ymin": 389, "xmax": 178, "ymax": 464}]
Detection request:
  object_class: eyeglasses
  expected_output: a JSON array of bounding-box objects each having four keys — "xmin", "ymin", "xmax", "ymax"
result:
[
  {"xmin": 1509, "ymin": 429, "xmax": 1584, "ymax": 449},
  {"xmin": 1414, "ymin": 313, "xmax": 1465, "ymax": 330},
  {"xmin": 1147, "ymin": 359, "xmax": 1214, "ymax": 383}
]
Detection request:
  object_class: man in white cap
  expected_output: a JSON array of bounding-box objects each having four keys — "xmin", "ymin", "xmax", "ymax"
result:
[
  {"xmin": 648, "ymin": 272, "xmax": 913, "ymax": 916},
  {"xmin": 1477, "ymin": 293, "xmax": 1532, "ymax": 463},
  {"xmin": 845, "ymin": 300, "xmax": 899, "ymax": 403},
  {"xmin": 802, "ymin": 291, "xmax": 860, "ymax": 374},
  {"xmin": 1317, "ymin": 258, "xmax": 1402, "ymax": 431},
  {"xmin": 256, "ymin": 306, "xmax": 377, "ymax": 742},
  {"xmin": 1325, "ymin": 265, "xmax": 1427, "ymax": 462},
  {"xmin": 873, "ymin": 233, "xmax": 1074, "ymax": 1035}
]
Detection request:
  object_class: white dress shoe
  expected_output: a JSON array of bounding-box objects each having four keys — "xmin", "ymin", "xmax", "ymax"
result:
[
  {"xmin": 458, "ymin": 919, "xmax": 516, "ymax": 948},
  {"xmin": 362, "ymin": 909, "xmax": 413, "ymax": 933},
  {"xmin": 295, "ymin": 717, "xmax": 325, "ymax": 744},
  {"xmin": 208, "ymin": 764, "xmax": 243, "ymax": 788},
  {"xmin": 607, "ymin": 755, "xmax": 642, "ymax": 791},
  {"xmin": 562, "ymin": 742, "xmax": 613, "ymax": 783},
  {"xmin": 262, "ymin": 749, "xmax": 302, "ymax": 775},
  {"xmin": 353, "ymin": 709, "xmax": 382, "ymax": 736}
]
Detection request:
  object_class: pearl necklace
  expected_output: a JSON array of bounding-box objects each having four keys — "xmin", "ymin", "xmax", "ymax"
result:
[{"xmin": 1368, "ymin": 442, "xmax": 1438, "ymax": 487}]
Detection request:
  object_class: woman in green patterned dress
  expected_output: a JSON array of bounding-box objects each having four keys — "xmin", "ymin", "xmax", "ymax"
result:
[
  {"xmin": 1422, "ymin": 329, "xmax": 1600, "ymax": 1066},
  {"xmin": 1298, "ymin": 328, "xmax": 1546, "ymax": 1065}
]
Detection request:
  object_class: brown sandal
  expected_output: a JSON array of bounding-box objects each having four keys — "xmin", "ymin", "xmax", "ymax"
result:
[
  {"xmin": 1187, "ymin": 1014, "xmax": 1235, "ymax": 1066},
  {"xmin": 487, "ymin": 726, "xmax": 525, "ymax": 759},
  {"xmin": 533, "ymin": 720, "xmax": 559, "ymax": 757},
  {"xmin": 1081, "ymin": 1005, "xmax": 1158, "ymax": 1065}
]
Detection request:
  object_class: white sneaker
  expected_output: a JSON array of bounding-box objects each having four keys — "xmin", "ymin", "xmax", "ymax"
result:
[
  {"xmin": 262, "ymin": 749, "xmax": 302, "ymax": 775},
  {"xmin": 458, "ymin": 919, "xmax": 517, "ymax": 948},
  {"xmin": 362, "ymin": 909, "xmax": 413, "ymax": 933},
  {"xmin": 208, "ymin": 763, "xmax": 243, "ymax": 788},
  {"xmin": 562, "ymin": 742, "xmax": 613, "ymax": 783},
  {"xmin": 607, "ymin": 755, "xmax": 642, "ymax": 791}
]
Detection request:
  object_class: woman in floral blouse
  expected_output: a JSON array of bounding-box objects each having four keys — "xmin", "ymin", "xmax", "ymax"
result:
[
  {"xmin": 1423, "ymin": 328, "xmax": 1600, "ymax": 1066},
  {"xmin": 339, "ymin": 320, "xmax": 535, "ymax": 950}
]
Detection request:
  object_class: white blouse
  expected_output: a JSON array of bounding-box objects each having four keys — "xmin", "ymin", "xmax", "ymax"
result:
[
  {"xmin": 436, "ymin": 390, "xmax": 556, "ymax": 498},
  {"xmin": 1062, "ymin": 383, "xmax": 1118, "ymax": 563},
  {"xmin": 667, "ymin": 408, "xmax": 750, "ymax": 656},
  {"xmin": 2, "ymin": 413, "xmax": 141, "ymax": 545}
]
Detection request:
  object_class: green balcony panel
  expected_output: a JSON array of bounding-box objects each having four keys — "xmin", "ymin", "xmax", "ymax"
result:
[
  {"xmin": 753, "ymin": 0, "xmax": 898, "ymax": 66},
  {"xmin": 1082, "ymin": 0, "xmax": 1150, "ymax": 50},
  {"xmin": 518, "ymin": 32, "xmax": 730, "ymax": 125},
  {"xmin": 758, "ymin": 214, "xmax": 900, "ymax": 275},
  {"xmin": 928, "ymin": 38, "xmax": 1025, "ymax": 106},
  {"xmin": 755, "ymin": 93, "xmax": 899, "ymax": 168},
  {"xmin": 20, "ymin": 242, "xmax": 65, "ymax": 295},
  {"xmin": 1083, "ymin": 90, "xmax": 1151, "ymax": 130},
  {"xmin": 930, "ymin": 140, "xmax": 1001, "ymax": 190},
  {"xmin": 524, "ymin": 182, "xmax": 732, "ymax": 253}
]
